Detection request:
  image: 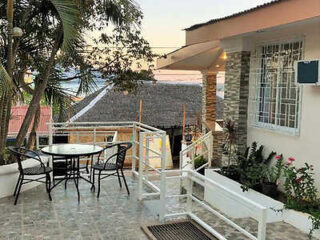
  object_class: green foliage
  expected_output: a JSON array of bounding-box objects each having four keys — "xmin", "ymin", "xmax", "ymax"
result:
[
  {"xmin": 194, "ymin": 155, "xmax": 208, "ymax": 170},
  {"xmin": 264, "ymin": 155, "xmax": 284, "ymax": 184},
  {"xmin": 239, "ymin": 142, "xmax": 276, "ymax": 192},
  {"xmin": 281, "ymin": 159, "xmax": 320, "ymax": 239},
  {"xmin": 283, "ymin": 161, "xmax": 318, "ymax": 210},
  {"xmin": 223, "ymin": 119, "xmax": 238, "ymax": 166},
  {"xmin": 0, "ymin": 62, "xmax": 13, "ymax": 98},
  {"xmin": 309, "ymin": 211, "xmax": 320, "ymax": 239}
]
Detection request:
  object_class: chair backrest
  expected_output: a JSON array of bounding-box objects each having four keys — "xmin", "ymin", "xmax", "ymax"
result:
[
  {"xmin": 115, "ymin": 142, "xmax": 132, "ymax": 169},
  {"xmin": 7, "ymin": 147, "xmax": 44, "ymax": 174}
]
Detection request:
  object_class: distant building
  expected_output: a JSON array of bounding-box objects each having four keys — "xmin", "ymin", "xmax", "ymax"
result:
[
  {"xmin": 8, "ymin": 106, "xmax": 52, "ymax": 147},
  {"xmin": 62, "ymin": 81, "xmax": 223, "ymax": 164}
]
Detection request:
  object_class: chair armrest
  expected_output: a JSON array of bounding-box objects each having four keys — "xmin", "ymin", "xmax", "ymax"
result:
[{"xmin": 20, "ymin": 148, "xmax": 45, "ymax": 168}]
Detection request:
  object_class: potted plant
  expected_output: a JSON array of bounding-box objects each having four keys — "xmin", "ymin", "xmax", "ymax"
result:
[
  {"xmin": 220, "ymin": 119, "xmax": 240, "ymax": 180},
  {"xmin": 194, "ymin": 155, "xmax": 208, "ymax": 175},
  {"xmin": 262, "ymin": 154, "xmax": 284, "ymax": 198},
  {"xmin": 238, "ymin": 142, "xmax": 276, "ymax": 192}
]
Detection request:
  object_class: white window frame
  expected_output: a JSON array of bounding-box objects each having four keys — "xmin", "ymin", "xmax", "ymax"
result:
[{"xmin": 249, "ymin": 38, "xmax": 304, "ymax": 136}]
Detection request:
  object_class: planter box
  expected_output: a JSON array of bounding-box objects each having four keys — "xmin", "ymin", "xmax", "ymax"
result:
[
  {"xmin": 0, "ymin": 157, "xmax": 49, "ymax": 199},
  {"xmin": 204, "ymin": 169, "xmax": 320, "ymax": 238}
]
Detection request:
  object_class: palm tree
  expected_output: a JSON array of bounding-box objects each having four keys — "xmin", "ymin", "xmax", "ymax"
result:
[{"xmin": 0, "ymin": 0, "xmax": 155, "ymax": 157}]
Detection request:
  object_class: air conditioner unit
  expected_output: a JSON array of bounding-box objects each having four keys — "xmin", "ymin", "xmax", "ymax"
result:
[{"xmin": 296, "ymin": 60, "xmax": 320, "ymax": 85}]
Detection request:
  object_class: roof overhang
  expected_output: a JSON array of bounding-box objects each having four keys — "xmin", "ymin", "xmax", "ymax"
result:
[
  {"xmin": 157, "ymin": 40, "xmax": 224, "ymax": 71},
  {"xmin": 185, "ymin": 0, "xmax": 320, "ymax": 45}
]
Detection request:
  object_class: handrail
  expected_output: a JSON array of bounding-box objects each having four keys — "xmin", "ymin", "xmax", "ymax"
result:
[
  {"xmin": 163, "ymin": 169, "xmax": 267, "ymax": 240},
  {"xmin": 180, "ymin": 131, "xmax": 212, "ymax": 155}
]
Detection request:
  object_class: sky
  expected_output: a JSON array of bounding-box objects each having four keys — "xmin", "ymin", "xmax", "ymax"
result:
[
  {"xmin": 135, "ymin": 0, "xmax": 274, "ymax": 82},
  {"xmin": 137, "ymin": 0, "xmax": 274, "ymax": 56}
]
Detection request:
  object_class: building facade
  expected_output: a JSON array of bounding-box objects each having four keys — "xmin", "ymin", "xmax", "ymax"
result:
[{"xmin": 157, "ymin": 0, "xmax": 320, "ymax": 189}]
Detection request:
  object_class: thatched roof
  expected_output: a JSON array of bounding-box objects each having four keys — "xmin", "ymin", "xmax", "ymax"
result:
[{"xmin": 63, "ymin": 82, "xmax": 223, "ymax": 129}]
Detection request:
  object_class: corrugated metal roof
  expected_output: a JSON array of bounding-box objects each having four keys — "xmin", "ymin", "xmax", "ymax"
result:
[
  {"xmin": 185, "ymin": 0, "xmax": 285, "ymax": 31},
  {"xmin": 8, "ymin": 106, "xmax": 52, "ymax": 135}
]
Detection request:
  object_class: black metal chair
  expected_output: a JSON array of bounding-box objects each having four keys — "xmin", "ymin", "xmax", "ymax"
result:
[
  {"xmin": 91, "ymin": 142, "xmax": 132, "ymax": 198},
  {"xmin": 8, "ymin": 147, "xmax": 52, "ymax": 205}
]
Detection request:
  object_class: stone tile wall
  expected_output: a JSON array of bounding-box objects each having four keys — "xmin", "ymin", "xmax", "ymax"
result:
[{"xmin": 224, "ymin": 51, "xmax": 250, "ymax": 154}]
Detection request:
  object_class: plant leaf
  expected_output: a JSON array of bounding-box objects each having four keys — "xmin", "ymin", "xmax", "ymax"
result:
[
  {"xmin": 0, "ymin": 62, "xmax": 14, "ymax": 97},
  {"xmin": 50, "ymin": 0, "xmax": 82, "ymax": 51}
]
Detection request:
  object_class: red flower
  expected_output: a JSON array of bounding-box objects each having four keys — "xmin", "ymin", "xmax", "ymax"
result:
[
  {"xmin": 275, "ymin": 155, "xmax": 282, "ymax": 160},
  {"xmin": 296, "ymin": 177, "xmax": 303, "ymax": 183},
  {"xmin": 288, "ymin": 157, "xmax": 295, "ymax": 162},
  {"xmin": 286, "ymin": 162, "xmax": 292, "ymax": 166}
]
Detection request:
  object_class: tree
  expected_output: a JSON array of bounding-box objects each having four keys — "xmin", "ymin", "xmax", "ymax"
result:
[{"xmin": 0, "ymin": 0, "xmax": 155, "ymax": 161}]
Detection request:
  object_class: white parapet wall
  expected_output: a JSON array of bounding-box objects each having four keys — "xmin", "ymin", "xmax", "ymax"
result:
[
  {"xmin": 204, "ymin": 169, "xmax": 320, "ymax": 238},
  {"xmin": 0, "ymin": 157, "xmax": 49, "ymax": 199}
]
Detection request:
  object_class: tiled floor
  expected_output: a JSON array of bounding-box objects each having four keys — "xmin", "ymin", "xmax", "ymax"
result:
[{"xmin": 0, "ymin": 172, "xmax": 314, "ymax": 240}]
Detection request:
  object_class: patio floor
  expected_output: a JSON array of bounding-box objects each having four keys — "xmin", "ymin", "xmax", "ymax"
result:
[{"xmin": 0, "ymin": 172, "xmax": 313, "ymax": 240}]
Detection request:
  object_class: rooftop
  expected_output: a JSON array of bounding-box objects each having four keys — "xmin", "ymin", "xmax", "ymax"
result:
[
  {"xmin": 8, "ymin": 106, "xmax": 52, "ymax": 136},
  {"xmin": 63, "ymin": 82, "xmax": 224, "ymax": 129}
]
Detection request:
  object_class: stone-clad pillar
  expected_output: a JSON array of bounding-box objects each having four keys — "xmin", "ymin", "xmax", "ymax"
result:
[
  {"xmin": 224, "ymin": 51, "xmax": 250, "ymax": 154},
  {"xmin": 202, "ymin": 72, "xmax": 217, "ymax": 131},
  {"xmin": 202, "ymin": 72, "xmax": 223, "ymax": 166}
]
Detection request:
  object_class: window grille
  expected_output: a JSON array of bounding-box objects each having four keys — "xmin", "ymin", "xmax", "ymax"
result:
[{"xmin": 249, "ymin": 40, "xmax": 303, "ymax": 134}]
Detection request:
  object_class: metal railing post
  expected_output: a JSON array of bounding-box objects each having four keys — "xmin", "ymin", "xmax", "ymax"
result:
[
  {"xmin": 93, "ymin": 127, "xmax": 96, "ymax": 145},
  {"xmin": 48, "ymin": 123, "xmax": 53, "ymax": 145},
  {"xmin": 36, "ymin": 133, "xmax": 39, "ymax": 150},
  {"xmin": 159, "ymin": 132, "xmax": 167, "ymax": 221},
  {"xmin": 209, "ymin": 132, "xmax": 213, "ymax": 167},
  {"xmin": 145, "ymin": 134, "xmax": 150, "ymax": 181},
  {"xmin": 138, "ymin": 132, "xmax": 144, "ymax": 201},
  {"xmin": 132, "ymin": 123, "xmax": 137, "ymax": 173},
  {"xmin": 186, "ymin": 171, "xmax": 192, "ymax": 215},
  {"xmin": 257, "ymin": 208, "xmax": 267, "ymax": 240}
]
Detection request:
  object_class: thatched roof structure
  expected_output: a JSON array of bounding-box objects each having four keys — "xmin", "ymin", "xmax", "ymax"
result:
[{"xmin": 63, "ymin": 82, "xmax": 223, "ymax": 129}]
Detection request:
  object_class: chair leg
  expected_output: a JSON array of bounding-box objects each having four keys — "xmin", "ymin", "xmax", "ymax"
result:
[
  {"xmin": 13, "ymin": 174, "xmax": 21, "ymax": 197},
  {"xmin": 121, "ymin": 169, "xmax": 130, "ymax": 195},
  {"xmin": 91, "ymin": 169, "xmax": 95, "ymax": 192},
  {"xmin": 97, "ymin": 171, "xmax": 102, "ymax": 198},
  {"xmin": 14, "ymin": 176, "xmax": 24, "ymax": 205},
  {"xmin": 46, "ymin": 173, "xmax": 52, "ymax": 201},
  {"xmin": 117, "ymin": 170, "xmax": 122, "ymax": 188}
]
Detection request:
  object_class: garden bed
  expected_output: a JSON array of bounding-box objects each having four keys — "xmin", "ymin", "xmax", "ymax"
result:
[
  {"xmin": 204, "ymin": 169, "xmax": 320, "ymax": 238},
  {"xmin": 0, "ymin": 156, "xmax": 49, "ymax": 199}
]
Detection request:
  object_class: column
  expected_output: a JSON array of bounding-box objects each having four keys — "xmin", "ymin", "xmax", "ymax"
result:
[{"xmin": 224, "ymin": 51, "xmax": 250, "ymax": 154}]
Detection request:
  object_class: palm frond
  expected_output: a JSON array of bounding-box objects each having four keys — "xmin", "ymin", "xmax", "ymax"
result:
[
  {"xmin": 50, "ymin": 0, "xmax": 82, "ymax": 51},
  {"xmin": 0, "ymin": 62, "xmax": 14, "ymax": 97}
]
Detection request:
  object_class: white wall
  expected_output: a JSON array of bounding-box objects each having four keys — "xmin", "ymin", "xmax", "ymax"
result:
[{"xmin": 245, "ymin": 20, "xmax": 320, "ymax": 190}]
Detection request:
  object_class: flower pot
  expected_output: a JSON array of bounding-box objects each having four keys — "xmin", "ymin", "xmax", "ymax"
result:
[
  {"xmin": 220, "ymin": 166, "xmax": 240, "ymax": 181},
  {"xmin": 262, "ymin": 182, "xmax": 278, "ymax": 198}
]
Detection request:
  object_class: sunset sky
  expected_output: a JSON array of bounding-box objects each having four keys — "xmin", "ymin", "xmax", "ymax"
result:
[{"xmin": 135, "ymin": 0, "xmax": 273, "ymax": 82}]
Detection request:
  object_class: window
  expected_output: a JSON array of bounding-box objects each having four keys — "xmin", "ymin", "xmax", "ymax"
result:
[{"xmin": 251, "ymin": 40, "xmax": 303, "ymax": 133}]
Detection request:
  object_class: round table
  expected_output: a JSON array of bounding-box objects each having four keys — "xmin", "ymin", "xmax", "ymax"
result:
[{"xmin": 42, "ymin": 144, "xmax": 103, "ymax": 202}]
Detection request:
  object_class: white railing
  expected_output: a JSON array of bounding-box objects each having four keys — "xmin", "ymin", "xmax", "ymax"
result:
[
  {"xmin": 47, "ymin": 121, "xmax": 167, "ymax": 211},
  {"xmin": 180, "ymin": 131, "xmax": 213, "ymax": 172},
  {"xmin": 161, "ymin": 169, "xmax": 267, "ymax": 240}
]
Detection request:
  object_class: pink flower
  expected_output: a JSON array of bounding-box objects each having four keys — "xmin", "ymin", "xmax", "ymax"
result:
[
  {"xmin": 276, "ymin": 180, "xmax": 281, "ymax": 186},
  {"xmin": 288, "ymin": 157, "xmax": 295, "ymax": 162},
  {"xmin": 275, "ymin": 155, "xmax": 282, "ymax": 160},
  {"xmin": 286, "ymin": 162, "xmax": 292, "ymax": 166}
]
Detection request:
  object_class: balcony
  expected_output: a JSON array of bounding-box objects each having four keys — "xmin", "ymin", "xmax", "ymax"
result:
[{"xmin": 0, "ymin": 122, "xmax": 311, "ymax": 240}]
